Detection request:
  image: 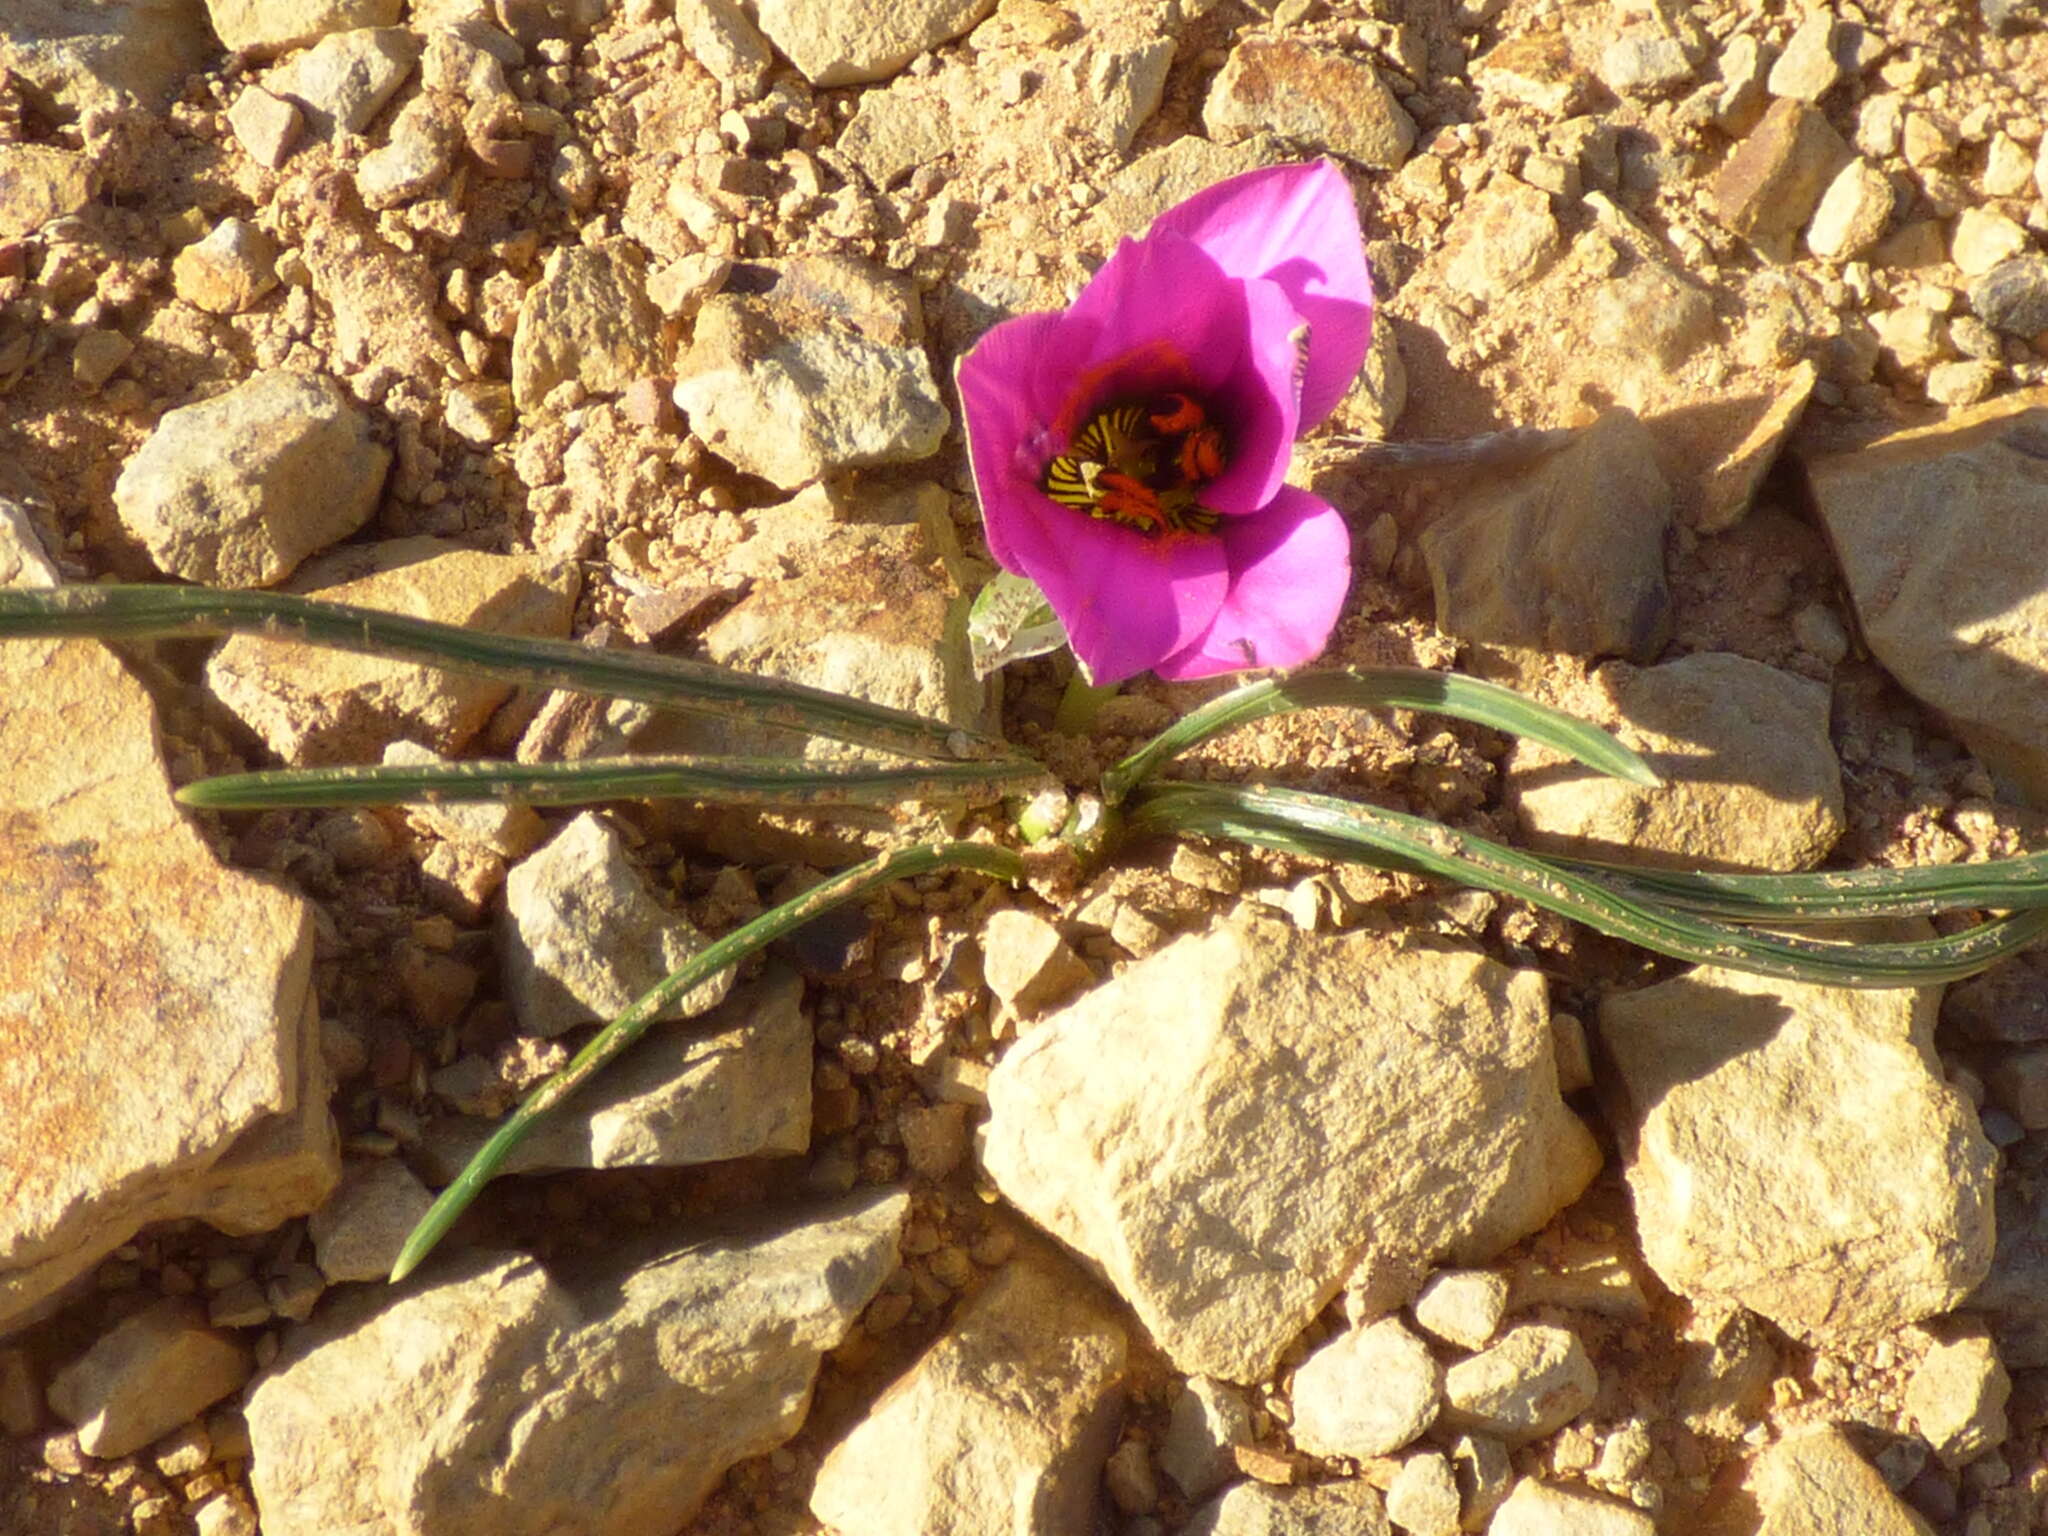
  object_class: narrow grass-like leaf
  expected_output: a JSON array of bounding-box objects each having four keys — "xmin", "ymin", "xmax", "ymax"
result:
[
  {"xmin": 0, "ymin": 583, "xmax": 1023, "ymax": 764},
  {"xmin": 1125, "ymin": 781, "xmax": 2048, "ymax": 987},
  {"xmin": 177, "ymin": 755, "xmax": 1055, "ymax": 811},
  {"xmin": 1545, "ymin": 851, "xmax": 2048, "ymax": 921},
  {"xmin": 1102, "ymin": 668, "xmax": 1660, "ymax": 805},
  {"xmin": 389, "ymin": 839, "xmax": 1025, "ymax": 1283}
]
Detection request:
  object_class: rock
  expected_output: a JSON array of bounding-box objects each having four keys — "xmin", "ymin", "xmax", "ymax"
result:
[
  {"xmin": 443, "ymin": 380, "xmax": 515, "ymax": 444},
  {"xmin": 1710, "ymin": 98, "xmax": 1851, "ymax": 260},
  {"xmin": 1505, "ymin": 652, "xmax": 1844, "ymax": 871},
  {"xmin": 297, "ymin": 176, "xmax": 462, "ymax": 379},
  {"xmin": 1673, "ymin": 1304, "xmax": 1776, "ymax": 1437},
  {"xmin": 1806, "ymin": 392, "xmax": 2048, "ymax": 800},
  {"xmin": 674, "ymin": 280, "xmax": 949, "ymax": 488},
  {"xmin": 1968, "ymin": 256, "xmax": 2048, "ymax": 337},
  {"xmin": 1442, "ymin": 175, "xmax": 1561, "ymax": 295},
  {"xmin": 1749, "ymin": 1425, "xmax": 1938, "ymax": 1534},
  {"xmin": 1161, "ymin": 1377, "xmax": 1254, "ymax": 1501},
  {"xmin": 1071, "ymin": 35, "xmax": 1175, "ymax": 153},
  {"xmin": 418, "ymin": 966, "xmax": 809, "ymax": 1176},
  {"xmin": 1385, "ymin": 1451, "xmax": 1460, "ymax": 1536},
  {"xmin": 1598, "ymin": 30, "xmax": 1693, "ymax": 96},
  {"xmin": 205, "ymin": 538, "xmax": 579, "ymax": 765},
  {"xmin": 1925, "ymin": 360, "xmax": 1998, "ymax": 408},
  {"xmin": 980, "ymin": 908, "xmax": 1093, "ymax": 1019},
  {"xmin": 1766, "ymin": 11, "xmax": 1840, "ymax": 100},
  {"xmin": 113, "ymin": 370, "xmax": 387, "ymax": 588},
  {"xmin": 170, "ymin": 216, "xmax": 278, "ymax": 316},
  {"xmin": 72, "ymin": 329, "xmax": 133, "ymax": 390},
  {"xmin": 1588, "ymin": 259, "xmax": 1714, "ymax": 368},
  {"xmin": 1508, "ymin": 1236, "xmax": 1651, "ymax": 1319},
  {"xmin": 1452, "ymin": 1433, "xmax": 1513, "ymax": 1529},
  {"xmin": 750, "ymin": 0, "xmax": 993, "ymax": 86},
  {"xmin": 264, "ymin": 27, "xmax": 419, "ymax": 138},
  {"xmin": 0, "ymin": 635, "xmax": 336, "ymax": 1338},
  {"xmin": 510, "ymin": 243, "xmax": 667, "ymax": 413},
  {"xmin": 0, "ymin": 0, "xmax": 215, "ymax": 120},
  {"xmin": 1945, "ymin": 956, "xmax": 2048, "ymax": 1044},
  {"xmin": 306, "ymin": 1158, "xmax": 436, "ymax": 1284},
  {"xmin": 1488, "ymin": 1479, "xmax": 1655, "ymax": 1536},
  {"xmin": 839, "ymin": 79, "xmax": 956, "ymax": 188},
  {"xmin": 383, "ymin": 741, "xmax": 544, "ymax": 856},
  {"xmin": 1600, "ymin": 961, "xmax": 1995, "ymax": 1340},
  {"xmin": 1185, "ymin": 1481, "xmax": 1392, "ymax": 1535},
  {"xmin": 226, "ymin": 85, "xmax": 304, "ymax": 168},
  {"xmin": 247, "ymin": 1191, "xmax": 905, "ymax": 1536},
  {"xmin": 1099, "ymin": 133, "xmax": 1288, "ymax": 232},
  {"xmin": 1441, "ymin": 1324, "xmax": 1597, "ymax": 1444},
  {"xmin": 1805, "ymin": 158, "xmax": 1893, "ymax": 259},
  {"xmin": 355, "ymin": 94, "xmax": 459, "ymax": 210},
  {"xmin": 1418, "ymin": 409, "xmax": 1672, "ymax": 663},
  {"xmin": 677, "ymin": 0, "xmax": 774, "ymax": 99},
  {"xmin": 1904, "ymin": 1326, "xmax": 2010, "ymax": 1467},
  {"xmin": 1204, "ymin": 38, "xmax": 1415, "ymax": 170},
  {"xmin": 0, "ymin": 475, "xmax": 61, "ymax": 587},
  {"xmin": 981, "ymin": 920, "xmax": 1600, "ymax": 1382},
  {"xmin": 1472, "ymin": 31, "xmax": 1590, "ymax": 118},
  {"xmin": 0, "ymin": 144, "xmax": 95, "ymax": 240},
  {"xmin": 204, "ymin": 0, "xmax": 401, "ymax": 54},
  {"xmin": 45, "ymin": 1299, "xmax": 252, "ymax": 1459},
  {"xmin": 1984, "ymin": 1049, "xmax": 2048, "ymax": 1132},
  {"xmin": 809, "ymin": 1255, "xmax": 1127, "ymax": 1536},
  {"xmin": 1412, "ymin": 1268, "xmax": 1508, "ymax": 1351},
  {"xmin": 500, "ymin": 812, "xmax": 729, "ymax": 1038},
  {"xmin": 1951, "ymin": 208, "xmax": 2031, "ymax": 277},
  {"xmin": 1290, "ymin": 1317, "xmax": 1441, "ymax": 1459}
]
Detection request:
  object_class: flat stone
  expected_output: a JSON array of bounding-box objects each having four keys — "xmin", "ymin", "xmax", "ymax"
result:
[
  {"xmin": 114, "ymin": 369, "xmax": 384, "ymax": 588},
  {"xmin": 1161, "ymin": 1377, "xmax": 1254, "ymax": 1501},
  {"xmin": 1806, "ymin": 392, "xmax": 2048, "ymax": 800},
  {"xmin": 383, "ymin": 741, "xmax": 544, "ymax": 857},
  {"xmin": 1070, "ymin": 36, "xmax": 1175, "ymax": 153},
  {"xmin": 204, "ymin": 0, "xmax": 401, "ymax": 54},
  {"xmin": 980, "ymin": 908, "xmax": 1093, "ymax": 1019},
  {"xmin": 500, "ymin": 812, "xmax": 729, "ymax": 1038},
  {"xmin": 1805, "ymin": 158, "xmax": 1893, "ymax": 260},
  {"xmin": 1473, "ymin": 31, "xmax": 1590, "ymax": 117},
  {"xmin": 1951, "ymin": 208, "xmax": 2031, "ymax": 277},
  {"xmin": 839, "ymin": 79, "xmax": 956, "ymax": 188},
  {"xmin": 1185, "ymin": 1481, "xmax": 1392, "ymax": 1535},
  {"xmin": 1452, "ymin": 1434, "xmax": 1514, "ymax": 1530},
  {"xmin": 751, "ymin": 0, "xmax": 994, "ymax": 86},
  {"xmin": 1766, "ymin": 11, "xmax": 1841, "ymax": 100},
  {"xmin": 1710, "ymin": 97, "xmax": 1851, "ymax": 260},
  {"xmin": 676, "ymin": 0, "xmax": 774, "ymax": 99},
  {"xmin": 674, "ymin": 282, "xmax": 948, "ymax": 487},
  {"xmin": 1412, "ymin": 1268, "xmax": 1509, "ymax": 1350},
  {"xmin": 0, "ymin": 474, "xmax": 61, "ymax": 587},
  {"xmin": 0, "ymin": 0, "xmax": 214, "ymax": 120},
  {"xmin": 1, "ymin": 636, "xmax": 335, "ymax": 1338},
  {"xmin": 1749, "ymin": 1425, "xmax": 1939, "ymax": 1534},
  {"xmin": 1385, "ymin": 1451, "xmax": 1460, "ymax": 1536},
  {"xmin": 981, "ymin": 920, "xmax": 1600, "ymax": 1382},
  {"xmin": 1442, "ymin": 175, "xmax": 1561, "ymax": 295},
  {"xmin": 306, "ymin": 1158, "xmax": 436, "ymax": 1284},
  {"xmin": 355, "ymin": 94, "xmax": 459, "ymax": 210},
  {"xmin": 205, "ymin": 537, "xmax": 579, "ymax": 765},
  {"xmin": 1600, "ymin": 962, "xmax": 1995, "ymax": 1341},
  {"xmin": 0, "ymin": 144, "xmax": 95, "ymax": 240},
  {"xmin": 1290, "ymin": 1317, "xmax": 1441, "ymax": 1459},
  {"xmin": 1419, "ymin": 408, "xmax": 1672, "ymax": 663},
  {"xmin": 809, "ymin": 1254, "xmax": 1127, "ymax": 1536},
  {"xmin": 1588, "ymin": 259, "xmax": 1715, "ymax": 367},
  {"xmin": 1441, "ymin": 1324, "xmax": 1598, "ymax": 1444},
  {"xmin": 418, "ymin": 965, "xmax": 808, "ymax": 1176},
  {"xmin": 298, "ymin": 178, "xmax": 461, "ymax": 379},
  {"xmin": 1904, "ymin": 1325, "xmax": 2010, "ymax": 1467},
  {"xmin": 1674, "ymin": 1304, "xmax": 1777, "ymax": 1437},
  {"xmin": 247, "ymin": 1191, "xmax": 905, "ymax": 1536},
  {"xmin": 1489, "ymin": 1479, "xmax": 1655, "ymax": 1536},
  {"xmin": 1599, "ymin": 30, "xmax": 1693, "ymax": 96},
  {"xmin": 264, "ymin": 27, "xmax": 419, "ymax": 138},
  {"xmin": 1098, "ymin": 133, "xmax": 1288, "ymax": 232},
  {"xmin": 226, "ymin": 85, "xmax": 304, "ymax": 168},
  {"xmin": 1205, "ymin": 38, "xmax": 1415, "ymax": 169},
  {"xmin": 511, "ymin": 242, "xmax": 666, "ymax": 413},
  {"xmin": 1926, "ymin": 360, "xmax": 1998, "ymax": 408},
  {"xmin": 1505, "ymin": 652, "xmax": 1844, "ymax": 872},
  {"xmin": 46, "ymin": 1299, "xmax": 252, "ymax": 1459},
  {"xmin": 170, "ymin": 216, "xmax": 279, "ymax": 315},
  {"xmin": 1968, "ymin": 256, "xmax": 2048, "ymax": 337}
]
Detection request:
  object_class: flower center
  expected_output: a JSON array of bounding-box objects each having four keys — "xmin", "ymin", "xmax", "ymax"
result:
[{"xmin": 1042, "ymin": 393, "xmax": 1227, "ymax": 537}]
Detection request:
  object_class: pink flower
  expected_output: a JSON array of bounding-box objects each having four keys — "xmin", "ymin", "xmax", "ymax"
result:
[{"xmin": 958, "ymin": 160, "xmax": 1373, "ymax": 685}]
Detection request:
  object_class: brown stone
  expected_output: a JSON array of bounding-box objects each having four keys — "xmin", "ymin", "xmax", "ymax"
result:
[{"xmin": 1711, "ymin": 98, "xmax": 1852, "ymax": 260}]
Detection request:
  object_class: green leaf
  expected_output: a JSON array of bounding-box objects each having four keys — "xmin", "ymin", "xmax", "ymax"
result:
[
  {"xmin": 389, "ymin": 838, "xmax": 1025, "ymax": 1283},
  {"xmin": 0, "ymin": 583, "xmax": 1026, "ymax": 765},
  {"xmin": 967, "ymin": 569, "xmax": 1068, "ymax": 678},
  {"xmin": 176, "ymin": 755, "xmax": 1055, "ymax": 811},
  {"xmin": 1124, "ymin": 780, "xmax": 2048, "ymax": 987},
  {"xmin": 1544, "ymin": 851, "xmax": 2048, "ymax": 920},
  {"xmin": 1103, "ymin": 667, "xmax": 1661, "ymax": 804}
]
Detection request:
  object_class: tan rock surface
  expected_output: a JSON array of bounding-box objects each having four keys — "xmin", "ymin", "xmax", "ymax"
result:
[{"xmin": 1749, "ymin": 1425, "xmax": 1937, "ymax": 1535}]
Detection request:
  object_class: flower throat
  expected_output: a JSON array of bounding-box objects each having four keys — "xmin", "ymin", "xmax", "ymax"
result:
[{"xmin": 1043, "ymin": 393, "xmax": 1226, "ymax": 537}]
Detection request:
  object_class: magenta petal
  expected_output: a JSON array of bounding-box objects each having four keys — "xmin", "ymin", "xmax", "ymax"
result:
[
  {"xmin": 1059, "ymin": 230, "xmax": 1247, "ymax": 406},
  {"xmin": 956, "ymin": 309, "xmax": 1074, "ymax": 576},
  {"xmin": 1028, "ymin": 516, "xmax": 1229, "ymax": 686},
  {"xmin": 1149, "ymin": 160, "xmax": 1373, "ymax": 429},
  {"xmin": 1153, "ymin": 487, "xmax": 1351, "ymax": 680},
  {"xmin": 1201, "ymin": 273, "xmax": 1304, "ymax": 516}
]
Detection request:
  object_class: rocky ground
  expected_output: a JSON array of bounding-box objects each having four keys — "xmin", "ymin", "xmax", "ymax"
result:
[{"xmin": 5, "ymin": 0, "xmax": 2048, "ymax": 1532}]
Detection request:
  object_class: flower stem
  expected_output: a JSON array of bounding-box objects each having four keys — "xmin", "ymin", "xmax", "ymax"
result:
[{"xmin": 1053, "ymin": 671, "xmax": 1118, "ymax": 735}]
